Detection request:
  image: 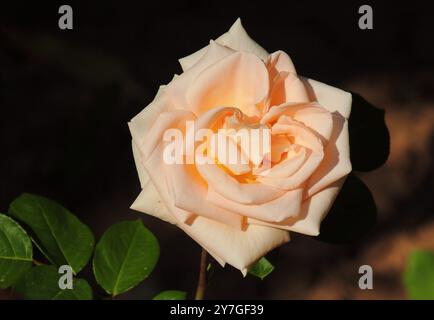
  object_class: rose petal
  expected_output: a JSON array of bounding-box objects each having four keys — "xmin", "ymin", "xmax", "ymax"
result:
[
  {"xmin": 128, "ymin": 87, "xmax": 174, "ymax": 147},
  {"xmin": 197, "ymin": 159, "xmax": 286, "ymax": 204},
  {"xmin": 216, "ymin": 18, "xmax": 269, "ymax": 61},
  {"xmin": 179, "ymin": 46, "xmax": 208, "ymax": 72},
  {"xmin": 140, "ymin": 110, "xmax": 196, "ymax": 160},
  {"xmin": 185, "ymin": 106, "xmax": 241, "ymax": 160},
  {"xmin": 261, "ymin": 102, "xmax": 334, "ymax": 141},
  {"xmin": 248, "ymin": 177, "xmax": 346, "ymax": 236},
  {"xmin": 268, "ymin": 72, "xmax": 310, "ymax": 107},
  {"xmin": 267, "ymin": 50, "xmax": 297, "ymax": 76},
  {"xmin": 257, "ymin": 151, "xmax": 322, "ymax": 190},
  {"xmin": 257, "ymin": 117, "xmax": 324, "ymax": 189},
  {"xmin": 177, "ymin": 215, "xmax": 289, "ymax": 274},
  {"xmin": 186, "ymin": 51, "xmax": 269, "ymax": 116},
  {"xmin": 166, "ymin": 41, "xmax": 235, "ymax": 110},
  {"xmin": 136, "ymin": 110, "xmax": 198, "ymax": 223},
  {"xmin": 132, "ymin": 140, "xmax": 150, "ymax": 188},
  {"xmin": 207, "ymin": 186, "xmax": 303, "ymax": 222},
  {"xmin": 143, "ymin": 143, "xmax": 193, "ymax": 223},
  {"xmin": 130, "ymin": 181, "xmax": 177, "ymax": 225},
  {"xmin": 306, "ymin": 114, "xmax": 352, "ymax": 197},
  {"xmin": 208, "ymin": 133, "xmax": 251, "ymax": 175},
  {"xmin": 257, "ymin": 145, "xmax": 307, "ymax": 178},
  {"xmin": 165, "ymin": 162, "xmax": 246, "ymax": 229},
  {"xmin": 132, "ymin": 180, "xmax": 288, "ymax": 272},
  {"xmin": 268, "ymin": 134, "xmax": 292, "ymax": 163},
  {"xmin": 302, "ymin": 78, "xmax": 352, "ymax": 119},
  {"xmin": 179, "ymin": 18, "xmax": 269, "ymax": 71}
]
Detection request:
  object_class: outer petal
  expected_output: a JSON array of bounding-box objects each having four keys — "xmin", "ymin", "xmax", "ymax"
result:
[
  {"xmin": 216, "ymin": 18, "xmax": 269, "ymax": 60},
  {"xmin": 306, "ymin": 114, "xmax": 352, "ymax": 197},
  {"xmin": 130, "ymin": 181, "xmax": 177, "ymax": 225},
  {"xmin": 128, "ymin": 86, "xmax": 173, "ymax": 147},
  {"xmin": 248, "ymin": 177, "xmax": 346, "ymax": 236},
  {"xmin": 129, "ymin": 87, "xmax": 173, "ymax": 201},
  {"xmin": 179, "ymin": 46, "xmax": 208, "ymax": 72},
  {"xmin": 179, "ymin": 18, "xmax": 269, "ymax": 71},
  {"xmin": 166, "ymin": 41, "xmax": 235, "ymax": 110},
  {"xmin": 132, "ymin": 140, "xmax": 150, "ymax": 188},
  {"xmin": 302, "ymin": 78, "xmax": 352, "ymax": 119},
  {"xmin": 138, "ymin": 111, "xmax": 197, "ymax": 223},
  {"xmin": 177, "ymin": 215, "xmax": 289, "ymax": 275}
]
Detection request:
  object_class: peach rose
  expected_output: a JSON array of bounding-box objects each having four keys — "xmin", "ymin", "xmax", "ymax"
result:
[{"xmin": 129, "ymin": 19, "xmax": 352, "ymax": 274}]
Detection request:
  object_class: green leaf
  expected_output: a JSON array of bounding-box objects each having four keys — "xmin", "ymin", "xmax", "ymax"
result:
[
  {"xmin": 14, "ymin": 265, "xmax": 92, "ymax": 300},
  {"xmin": 153, "ymin": 290, "xmax": 187, "ymax": 300},
  {"xmin": 8, "ymin": 193, "xmax": 95, "ymax": 273},
  {"xmin": 249, "ymin": 257, "xmax": 274, "ymax": 280},
  {"xmin": 403, "ymin": 250, "xmax": 434, "ymax": 300},
  {"xmin": 316, "ymin": 174, "xmax": 377, "ymax": 244},
  {"xmin": 93, "ymin": 220, "xmax": 159, "ymax": 296},
  {"xmin": 0, "ymin": 213, "xmax": 33, "ymax": 288}
]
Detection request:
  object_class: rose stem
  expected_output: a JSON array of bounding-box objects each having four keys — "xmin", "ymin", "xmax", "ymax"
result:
[{"xmin": 194, "ymin": 248, "xmax": 208, "ymax": 300}]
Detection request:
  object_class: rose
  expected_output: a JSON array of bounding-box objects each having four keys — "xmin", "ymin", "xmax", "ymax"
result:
[{"xmin": 129, "ymin": 19, "xmax": 352, "ymax": 274}]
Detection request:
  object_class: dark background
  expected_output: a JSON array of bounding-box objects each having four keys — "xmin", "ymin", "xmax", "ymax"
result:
[{"xmin": 1, "ymin": 1, "xmax": 433, "ymax": 299}]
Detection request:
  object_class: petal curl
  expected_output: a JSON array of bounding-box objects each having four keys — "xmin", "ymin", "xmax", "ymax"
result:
[
  {"xmin": 261, "ymin": 102, "xmax": 334, "ymax": 141},
  {"xmin": 257, "ymin": 117, "xmax": 324, "ymax": 190}
]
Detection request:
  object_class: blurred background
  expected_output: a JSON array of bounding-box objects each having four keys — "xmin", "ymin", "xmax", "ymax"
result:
[{"xmin": 1, "ymin": 0, "xmax": 433, "ymax": 299}]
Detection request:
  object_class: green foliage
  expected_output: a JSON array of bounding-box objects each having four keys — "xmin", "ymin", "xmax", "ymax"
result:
[
  {"xmin": 0, "ymin": 194, "xmax": 172, "ymax": 299},
  {"xmin": 9, "ymin": 193, "xmax": 94, "ymax": 273},
  {"xmin": 0, "ymin": 213, "xmax": 33, "ymax": 288},
  {"xmin": 403, "ymin": 250, "xmax": 434, "ymax": 300},
  {"xmin": 93, "ymin": 220, "xmax": 160, "ymax": 296},
  {"xmin": 249, "ymin": 257, "xmax": 274, "ymax": 280},
  {"xmin": 153, "ymin": 290, "xmax": 187, "ymax": 300},
  {"xmin": 14, "ymin": 265, "xmax": 92, "ymax": 300}
]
